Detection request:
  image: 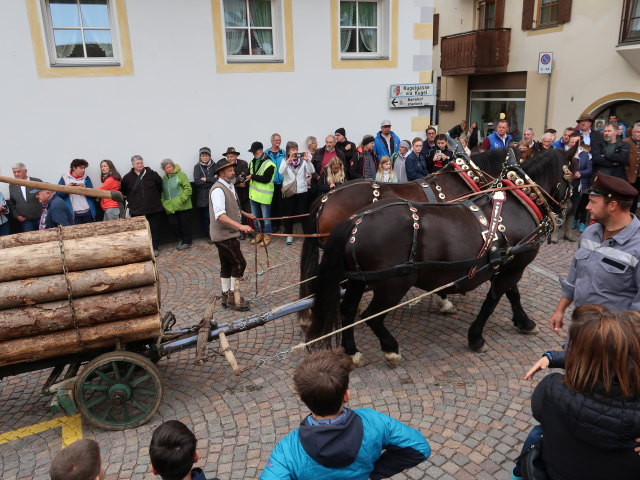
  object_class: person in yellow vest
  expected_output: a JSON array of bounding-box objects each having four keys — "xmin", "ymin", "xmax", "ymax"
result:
[
  {"xmin": 209, "ymin": 159, "xmax": 256, "ymax": 311},
  {"xmin": 248, "ymin": 141, "xmax": 276, "ymax": 246}
]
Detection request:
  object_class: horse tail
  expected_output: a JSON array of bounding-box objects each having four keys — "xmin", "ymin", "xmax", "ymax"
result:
[
  {"xmin": 306, "ymin": 219, "xmax": 352, "ymax": 348},
  {"xmin": 298, "ymin": 235, "xmax": 320, "ymax": 327},
  {"xmin": 298, "ymin": 196, "xmax": 322, "ymax": 327}
]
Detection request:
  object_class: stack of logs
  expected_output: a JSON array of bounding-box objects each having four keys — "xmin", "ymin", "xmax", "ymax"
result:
[{"xmin": 0, "ymin": 217, "xmax": 161, "ymax": 368}]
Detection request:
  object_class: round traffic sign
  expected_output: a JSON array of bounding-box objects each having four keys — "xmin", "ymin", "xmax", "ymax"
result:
[{"xmin": 540, "ymin": 54, "xmax": 551, "ymax": 64}]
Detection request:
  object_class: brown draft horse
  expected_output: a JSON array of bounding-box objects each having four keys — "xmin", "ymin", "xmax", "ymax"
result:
[
  {"xmin": 300, "ymin": 148, "xmax": 512, "ymax": 316},
  {"xmin": 306, "ymin": 148, "xmax": 575, "ymax": 366}
]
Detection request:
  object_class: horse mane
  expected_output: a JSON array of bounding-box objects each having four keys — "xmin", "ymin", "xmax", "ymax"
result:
[
  {"xmin": 520, "ymin": 148, "xmax": 566, "ymax": 180},
  {"xmin": 470, "ymin": 148, "xmax": 509, "ymax": 176}
]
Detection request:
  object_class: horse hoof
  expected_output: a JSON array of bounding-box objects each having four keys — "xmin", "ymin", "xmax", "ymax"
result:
[
  {"xmin": 298, "ymin": 313, "xmax": 312, "ymax": 334},
  {"xmin": 351, "ymin": 352, "xmax": 366, "ymax": 367},
  {"xmin": 439, "ymin": 299, "xmax": 457, "ymax": 315},
  {"xmin": 469, "ymin": 341, "xmax": 487, "ymax": 353},
  {"xmin": 384, "ymin": 352, "xmax": 401, "ymax": 368},
  {"xmin": 518, "ymin": 323, "xmax": 539, "ymax": 335}
]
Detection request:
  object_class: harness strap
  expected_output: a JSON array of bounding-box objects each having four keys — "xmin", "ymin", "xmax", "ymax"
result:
[
  {"xmin": 502, "ymin": 178, "xmax": 543, "ymax": 222},
  {"xmin": 452, "ymin": 161, "xmax": 482, "ymax": 192},
  {"xmin": 420, "ymin": 181, "xmax": 438, "ymax": 202},
  {"xmin": 469, "ymin": 191, "xmax": 506, "ymax": 279}
]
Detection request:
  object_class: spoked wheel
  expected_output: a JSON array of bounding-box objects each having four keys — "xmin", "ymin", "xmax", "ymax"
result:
[{"xmin": 75, "ymin": 351, "xmax": 163, "ymax": 430}]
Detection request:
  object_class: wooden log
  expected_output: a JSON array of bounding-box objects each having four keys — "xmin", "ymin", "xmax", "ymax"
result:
[
  {"xmin": 0, "ymin": 262, "xmax": 157, "ymax": 309},
  {"xmin": 0, "ymin": 315, "xmax": 161, "ymax": 368},
  {"xmin": 0, "ymin": 175, "xmax": 124, "ymax": 202},
  {"xmin": 219, "ymin": 332, "xmax": 241, "ymax": 376},
  {"xmin": 0, "ymin": 217, "xmax": 148, "ymax": 249},
  {"xmin": 0, "ymin": 229, "xmax": 152, "ymax": 282},
  {"xmin": 0, "ymin": 286, "xmax": 159, "ymax": 341}
]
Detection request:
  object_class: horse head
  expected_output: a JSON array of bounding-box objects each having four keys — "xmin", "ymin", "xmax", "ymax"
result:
[{"xmin": 519, "ymin": 147, "xmax": 574, "ymax": 217}]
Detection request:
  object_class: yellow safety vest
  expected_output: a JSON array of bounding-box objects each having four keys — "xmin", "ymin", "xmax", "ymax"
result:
[{"xmin": 249, "ymin": 158, "xmax": 275, "ymax": 204}]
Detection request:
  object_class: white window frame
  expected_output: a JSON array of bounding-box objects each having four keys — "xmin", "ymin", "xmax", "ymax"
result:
[
  {"xmin": 40, "ymin": 0, "xmax": 121, "ymax": 67},
  {"xmin": 339, "ymin": 0, "xmax": 390, "ymax": 60},
  {"xmin": 221, "ymin": 0, "xmax": 285, "ymax": 64}
]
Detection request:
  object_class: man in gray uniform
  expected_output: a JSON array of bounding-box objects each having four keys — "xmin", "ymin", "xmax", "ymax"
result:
[{"xmin": 550, "ymin": 172, "xmax": 640, "ymax": 333}]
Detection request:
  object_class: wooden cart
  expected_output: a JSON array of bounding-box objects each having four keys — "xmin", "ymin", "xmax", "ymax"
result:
[{"xmin": 0, "ymin": 218, "xmax": 313, "ymax": 430}]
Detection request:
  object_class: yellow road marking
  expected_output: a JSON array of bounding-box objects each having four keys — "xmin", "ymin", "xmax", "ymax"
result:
[{"xmin": 0, "ymin": 414, "xmax": 82, "ymax": 448}]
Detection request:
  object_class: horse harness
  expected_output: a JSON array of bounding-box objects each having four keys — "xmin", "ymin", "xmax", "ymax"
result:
[{"xmin": 344, "ymin": 156, "xmax": 572, "ymax": 286}]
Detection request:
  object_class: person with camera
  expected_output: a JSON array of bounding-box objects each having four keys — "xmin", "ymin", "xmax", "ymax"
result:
[
  {"xmin": 279, "ymin": 141, "xmax": 314, "ymax": 245},
  {"xmin": 57, "ymin": 158, "xmax": 96, "ymax": 224},
  {"xmin": 426, "ymin": 134, "xmax": 453, "ymax": 170}
]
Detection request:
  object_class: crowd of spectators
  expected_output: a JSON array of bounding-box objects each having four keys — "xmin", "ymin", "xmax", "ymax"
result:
[{"xmin": 4, "ymin": 113, "xmax": 638, "ymax": 251}]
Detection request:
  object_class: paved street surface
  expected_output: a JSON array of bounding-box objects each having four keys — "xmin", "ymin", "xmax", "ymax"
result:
[{"xmin": 0, "ymin": 229, "xmax": 579, "ymax": 479}]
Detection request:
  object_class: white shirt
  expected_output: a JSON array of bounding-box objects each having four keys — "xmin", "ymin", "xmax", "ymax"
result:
[
  {"xmin": 210, "ymin": 178, "xmax": 238, "ymax": 220},
  {"xmin": 20, "ymin": 177, "xmax": 31, "ymax": 200},
  {"xmin": 582, "ymin": 129, "xmax": 592, "ymax": 146}
]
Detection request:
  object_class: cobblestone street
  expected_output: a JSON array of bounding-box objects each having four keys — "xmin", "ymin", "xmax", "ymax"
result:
[{"xmin": 0, "ymin": 232, "xmax": 578, "ymax": 480}]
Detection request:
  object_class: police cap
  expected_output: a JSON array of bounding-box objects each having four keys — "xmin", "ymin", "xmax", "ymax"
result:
[{"xmin": 588, "ymin": 172, "xmax": 638, "ymax": 201}]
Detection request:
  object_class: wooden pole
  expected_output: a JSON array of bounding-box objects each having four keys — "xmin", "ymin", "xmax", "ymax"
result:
[
  {"xmin": 0, "ymin": 285, "xmax": 160, "ymax": 341},
  {"xmin": 0, "ymin": 261, "xmax": 156, "ymax": 310},
  {"xmin": 0, "ymin": 217, "xmax": 149, "ymax": 249},
  {"xmin": 0, "ymin": 175, "xmax": 124, "ymax": 202},
  {"xmin": 0, "ymin": 229, "xmax": 152, "ymax": 282},
  {"xmin": 0, "ymin": 315, "xmax": 162, "ymax": 368}
]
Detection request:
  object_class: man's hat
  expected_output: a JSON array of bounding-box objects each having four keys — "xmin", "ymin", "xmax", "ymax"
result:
[
  {"xmin": 380, "ymin": 120, "xmax": 392, "ymax": 127},
  {"xmin": 588, "ymin": 172, "xmax": 638, "ymax": 201},
  {"xmin": 335, "ymin": 127, "xmax": 346, "ymax": 137},
  {"xmin": 199, "ymin": 147, "xmax": 211, "ymax": 156},
  {"xmin": 222, "ymin": 147, "xmax": 240, "ymax": 157},
  {"xmin": 487, "ymin": 122, "xmax": 494, "ymax": 126},
  {"xmin": 576, "ymin": 113, "xmax": 594, "ymax": 123},
  {"xmin": 215, "ymin": 158, "xmax": 235, "ymax": 174},
  {"xmin": 248, "ymin": 141, "xmax": 264, "ymax": 153}
]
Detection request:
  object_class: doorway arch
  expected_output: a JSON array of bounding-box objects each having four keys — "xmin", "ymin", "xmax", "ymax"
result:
[{"xmin": 583, "ymin": 92, "xmax": 640, "ymax": 132}]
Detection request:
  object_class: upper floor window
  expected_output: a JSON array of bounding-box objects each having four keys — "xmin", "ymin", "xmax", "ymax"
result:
[
  {"xmin": 41, "ymin": 0, "xmax": 119, "ymax": 66},
  {"xmin": 620, "ymin": 0, "xmax": 640, "ymax": 43},
  {"xmin": 537, "ymin": 0, "xmax": 559, "ymax": 27},
  {"xmin": 222, "ymin": 0, "xmax": 281, "ymax": 62},
  {"xmin": 339, "ymin": 1, "xmax": 389, "ymax": 59},
  {"xmin": 522, "ymin": 0, "xmax": 571, "ymax": 30},
  {"xmin": 478, "ymin": 1, "xmax": 496, "ymax": 29}
]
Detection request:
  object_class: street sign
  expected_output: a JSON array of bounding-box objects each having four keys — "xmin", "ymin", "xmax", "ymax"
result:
[
  {"xmin": 389, "ymin": 96, "xmax": 435, "ymax": 108},
  {"xmin": 390, "ymin": 83, "xmax": 434, "ymax": 97},
  {"xmin": 538, "ymin": 52, "xmax": 552, "ymax": 74}
]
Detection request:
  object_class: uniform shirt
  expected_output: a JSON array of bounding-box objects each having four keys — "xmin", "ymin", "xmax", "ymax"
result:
[
  {"xmin": 560, "ymin": 215, "xmax": 640, "ymax": 311},
  {"xmin": 210, "ymin": 178, "xmax": 238, "ymax": 220}
]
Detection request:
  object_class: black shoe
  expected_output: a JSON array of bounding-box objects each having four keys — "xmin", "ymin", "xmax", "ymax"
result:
[{"xmin": 239, "ymin": 233, "xmax": 246, "ymax": 240}]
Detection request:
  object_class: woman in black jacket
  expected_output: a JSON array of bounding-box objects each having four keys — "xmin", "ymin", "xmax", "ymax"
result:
[{"xmin": 513, "ymin": 305, "xmax": 640, "ymax": 480}]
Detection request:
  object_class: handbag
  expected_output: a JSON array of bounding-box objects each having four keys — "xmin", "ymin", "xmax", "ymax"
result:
[
  {"xmin": 282, "ymin": 179, "xmax": 297, "ymax": 198},
  {"xmin": 519, "ymin": 437, "xmax": 549, "ymax": 480}
]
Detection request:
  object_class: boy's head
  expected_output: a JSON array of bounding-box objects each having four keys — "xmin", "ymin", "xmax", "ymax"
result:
[
  {"xmin": 149, "ymin": 420, "xmax": 198, "ymax": 480},
  {"xmin": 293, "ymin": 350, "xmax": 355, "ymax": 417},
  {"xmin": 49, "ymin": 439, "xmax": 101, "ymax": 480}
]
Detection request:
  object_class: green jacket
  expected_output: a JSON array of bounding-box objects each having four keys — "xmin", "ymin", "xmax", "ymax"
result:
[{"xmin": 161, "ymin": 164, "xmax": 193, "ymax": 213}]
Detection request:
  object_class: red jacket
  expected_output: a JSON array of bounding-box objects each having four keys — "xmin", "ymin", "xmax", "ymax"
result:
[{"xmin": 98, "ymin": 176, "xmax": 120, "ymax": 210}]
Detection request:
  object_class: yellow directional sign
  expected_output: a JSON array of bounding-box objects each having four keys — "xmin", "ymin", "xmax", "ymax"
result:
[{"xmin": 0, "ymin": 414, "xmax": 82, "ymax": 448}]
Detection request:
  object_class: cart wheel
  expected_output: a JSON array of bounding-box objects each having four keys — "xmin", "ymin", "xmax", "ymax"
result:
[{"xmin": 75, "ymin": 351, "xmax": 163, "ymax": 430}]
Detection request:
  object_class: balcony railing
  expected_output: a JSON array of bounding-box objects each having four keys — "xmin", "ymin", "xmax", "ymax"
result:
[{"xmin": 440, "ymin": 28, "xmax": 511, "ymax": 76}]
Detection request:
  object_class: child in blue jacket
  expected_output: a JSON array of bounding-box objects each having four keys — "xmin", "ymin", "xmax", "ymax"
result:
[{"xmin": 260, "ymin": 350, "xmax": 431, "ymax": 480}]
